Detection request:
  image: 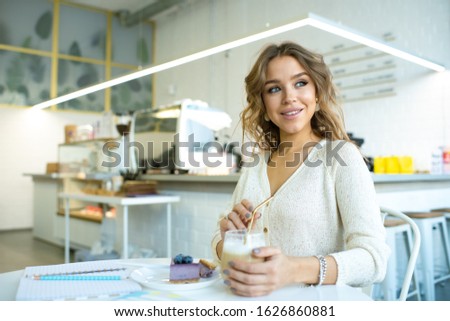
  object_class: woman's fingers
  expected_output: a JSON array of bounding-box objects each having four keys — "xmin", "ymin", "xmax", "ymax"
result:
[
  {"xmin": 233, "ymin": 203, "xmax": 252, "ymax": 222},
  {"xmin": 232, "ymin": 199, "xmax": 264, "ymax": 226},
  {"xmin": 221, "ymin": 199, "xmax": 263, "ymax": 239},
  {"xmin": 222, "ymin": 247, "xmax": 286, "ymax": 297},
  {"xmin": 227, "ymin": 260, "xmax": 268, "ymax": 277},
  {"xmin": 249, "ymin": 212, "xmax": 262, "ymax": 230},
  {"xmin": 223, "ymin": 261, "xmax": 275, "ymax": 297},
  {"xmin": 251, "ymin": 246, "xmax": 282, "ymax": 259},
  {"xmin": 226, "ymin": 211, "xmax": 247, "ymax": 230},
  {"xmin": 241, "ymin": 199, "xmax": 254, "ymax": 213},
  {"xmin": 226, "ymin": 266, "xmax": 266, "ymax": 285},
  {"xmin": 229, "ymin": 282, "xmax": 273, "ymax": 297},
  {"xmin": 229, "ymin": 248, "xmax": 281, "ymax": 274}
]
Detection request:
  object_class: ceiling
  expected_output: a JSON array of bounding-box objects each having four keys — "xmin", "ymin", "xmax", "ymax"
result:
[
  {"xmin": 66, "ymin": 0, "xmax": 187, "ymax": 26},
  {"xmin": 67, "ymin": 0, "xmax": 158, "ymax": 13}
]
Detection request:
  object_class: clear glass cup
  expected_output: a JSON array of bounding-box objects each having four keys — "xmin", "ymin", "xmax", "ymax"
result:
[{"xmin": 221, "ymin": 230, "xmax": 266, "ymax": 276}]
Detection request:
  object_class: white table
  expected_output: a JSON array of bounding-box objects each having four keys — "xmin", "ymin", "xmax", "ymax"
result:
[
  {"xmin": 0, "ymin": 258, "xmax": 372, "ymax": 301},
  {"xmin": 59, "ymin": 193, "xmax": 180, "ymax": 263}
]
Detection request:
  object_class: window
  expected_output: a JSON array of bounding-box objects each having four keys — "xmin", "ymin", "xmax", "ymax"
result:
[{"xmin": 0, "ymin": 0, "xmax": 153, "ymax": 112}]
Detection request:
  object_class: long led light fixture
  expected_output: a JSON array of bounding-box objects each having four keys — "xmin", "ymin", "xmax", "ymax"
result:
[
  {"xmin": 307, "ymin": 13, "xmax": 446, "ymax": 72},
  {"xmin": 32, "ymin": 13, "xmax": 445, "ymax": 110},
  {"xmin": 31, "ymin": 18, "xmax": 310, "ymax": 110}
]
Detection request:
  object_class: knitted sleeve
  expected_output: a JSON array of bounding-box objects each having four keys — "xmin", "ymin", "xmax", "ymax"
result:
[{"xmin": 328, "ymin": 142, "xmax": 390, "ymax": 286}]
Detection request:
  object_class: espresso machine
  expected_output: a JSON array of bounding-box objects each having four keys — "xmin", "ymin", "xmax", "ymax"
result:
[{"xmin": 133, "ymin": 99, "xmax": 232, "ymax": 173}]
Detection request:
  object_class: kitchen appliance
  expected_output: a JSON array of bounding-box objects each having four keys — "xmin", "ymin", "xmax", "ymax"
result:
[
  {"xmin": 133, "ymin": 99, "xmax": 232, "ymax": 173},
  {"xmin": 347, "ymin": 132, "xmax": 364, "ymax": 147},
  {"xmin": 347, "ymin": 132, "xmax": 374, "ymax": 171},
  {"xmin": 112, "ymin": 112, "xmax": 139, "ymax": 180}
]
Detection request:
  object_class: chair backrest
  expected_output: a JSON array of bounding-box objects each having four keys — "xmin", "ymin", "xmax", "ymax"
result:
[{"xmin": 379, "ymin": 206, "xmax": 421, "ymax": 301}]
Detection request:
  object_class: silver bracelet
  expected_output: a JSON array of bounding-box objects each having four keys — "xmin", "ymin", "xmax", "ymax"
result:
[{"xmin": 315, "ymin": 255, "xmax": 327, "ymax": 286}]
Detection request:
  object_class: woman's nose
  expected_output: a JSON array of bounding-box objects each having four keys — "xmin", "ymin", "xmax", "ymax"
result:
[{"xmin": 283, "ymin": 92, "xmax": 297, "ymax": 104}]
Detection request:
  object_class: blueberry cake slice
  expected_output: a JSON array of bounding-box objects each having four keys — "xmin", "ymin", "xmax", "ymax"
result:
[{"xmin": 169, "ymin": 254, "xmax": 217, "ymax": 284}]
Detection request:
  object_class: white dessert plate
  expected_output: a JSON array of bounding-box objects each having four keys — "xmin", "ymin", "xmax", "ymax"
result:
[{"xmin": 130, "ymin": 265, "xmax": 221, "ymax": 291}]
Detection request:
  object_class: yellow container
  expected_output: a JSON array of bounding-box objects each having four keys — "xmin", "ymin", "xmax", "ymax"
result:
[
  {"xmin": 373, "ymin": 157, "xmax": 386, "ymax": 174},
  {"xmin": 398, "ymin": 156, "xmax": 414, "ymax": 174},
  {"xmin": 385, "ymin": 156, "xmax": 400, "ymax": 174}
]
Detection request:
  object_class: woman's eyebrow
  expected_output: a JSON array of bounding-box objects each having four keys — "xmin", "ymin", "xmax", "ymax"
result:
[
  {"xmin": 292, "ymin": 72, "xmax": 308, "ymax": 79},
  {"xmin": 264, "ymin": 72, "xmax": 309, "ymax": 86},
  {"xmin": 264, "ymin": 79, "xmax": 279, "ymax": 86}
]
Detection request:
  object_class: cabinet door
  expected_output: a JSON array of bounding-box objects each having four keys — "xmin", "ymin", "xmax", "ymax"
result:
[
  {"xmin": 32, "ymin": 178, "xmax": 61, "ymax": 245},
  {"xmin": 54, "ymin": 215, "xmax": 101, "ymax": 249}
]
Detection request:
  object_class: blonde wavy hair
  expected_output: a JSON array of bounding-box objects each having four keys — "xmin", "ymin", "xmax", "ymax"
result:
[{"xmin": 241, "ymin": 41, "xmax": 350, "ymax": 150}]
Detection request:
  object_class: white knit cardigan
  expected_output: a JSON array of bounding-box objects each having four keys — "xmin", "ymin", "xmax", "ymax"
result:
[{"xmin": 211, "ymin": 139, "xmax": 390, "ymax": 287}]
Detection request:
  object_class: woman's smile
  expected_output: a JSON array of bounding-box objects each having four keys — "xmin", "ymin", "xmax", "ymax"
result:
[
  {"xmin": 280, "ymin": 107, "xmax": 304, "ymax": 119},
  {"xmin": 262, "ymin": 55, "xmax": 317, "ymax": 140}
]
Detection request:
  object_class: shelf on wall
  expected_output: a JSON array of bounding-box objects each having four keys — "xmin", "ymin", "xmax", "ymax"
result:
[
  {"xmin": 56, "ymin": 209, "xmax": 102, "ymax": 223},
  {"xmin": 333, "ymin": 65, "xmax": 396, "ymax": 79},
  {"xmin": 58, "ymin": 137, "xmax": 119, "ymax": 146}
]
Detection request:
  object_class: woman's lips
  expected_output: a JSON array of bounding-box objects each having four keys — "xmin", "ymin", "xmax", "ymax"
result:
[{"xmin": 281, "ymin": 108, "xmax": 303, "ymax": 119}]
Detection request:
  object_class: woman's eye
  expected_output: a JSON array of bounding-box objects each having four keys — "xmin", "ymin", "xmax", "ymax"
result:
[
  {"xmin": 295, "ymin": 80, "xmax": 307, "ymax": 87},
  {"xmin": 267, "ymin": 86, "xmax": 281, "ymax": 94}
]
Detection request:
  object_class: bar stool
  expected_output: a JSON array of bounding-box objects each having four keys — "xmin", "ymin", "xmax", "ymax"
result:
[
  {"xmin": 381, "ymin": 219, "xmax": 421, "ymax": 300},
  {"xmin": 432, "ymin": 208, "xmax": 450, "ymax": 277},
  {"xmin": 431, "ymin": 207, "xmax": 450, "ymax": 224},
  {"xmin": 404, "ymin": 211, "xmax": 450, "ymax": 300}
]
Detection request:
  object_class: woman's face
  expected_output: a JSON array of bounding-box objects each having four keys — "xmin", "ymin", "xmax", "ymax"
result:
[{"xmin": 262, "ymin": 55, "xmax": 317, "ymax": 141}]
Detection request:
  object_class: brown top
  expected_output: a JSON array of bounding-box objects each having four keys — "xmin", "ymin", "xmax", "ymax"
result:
[
  {"xmin": 404, "ymin": 212, "xmax": 443, "ymax": 219},
  {"xmin": 384, "ymin": 219, "xmax": 407, "ymax": 227},
  {"xmin": 431, "ymin": 208, "xmax": 450, "ymax": 213}
]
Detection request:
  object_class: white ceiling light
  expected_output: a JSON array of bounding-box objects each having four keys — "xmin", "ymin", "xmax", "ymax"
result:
[
  {"xmin": 307, "ymin": 13, "xmax": 445, "ymax": 72},
  {"xmin": 32, "ymin": 13, "xmax": 445, "ymax": 110}
]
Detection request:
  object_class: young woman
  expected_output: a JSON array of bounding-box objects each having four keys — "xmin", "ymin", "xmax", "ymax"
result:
[{"xmin": 211, "ymin": 41, "xmax": 389, "ymax": 297}]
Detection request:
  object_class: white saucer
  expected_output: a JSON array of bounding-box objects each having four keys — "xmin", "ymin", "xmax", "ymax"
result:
[{"xmin": 130, "ymin": 265, "xmax": 220, "ymax": 291}]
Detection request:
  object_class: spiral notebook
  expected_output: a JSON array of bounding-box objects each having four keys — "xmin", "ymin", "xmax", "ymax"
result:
[{"xmin": 16, "ymin": 261, "xmax": 142, "ymax": 301}]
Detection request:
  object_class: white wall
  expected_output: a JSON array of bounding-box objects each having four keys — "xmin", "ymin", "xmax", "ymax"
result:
[
  {"xmin": 1, "ymin": 0, "xmax": 449, "ymax": 231},
  {"xmin": 0, "ymin": 106, "xmax": 101, "ymax": 230},
  {"xmin": 153, "ymin": 0, "xmax": 450, "ymax": 169}
]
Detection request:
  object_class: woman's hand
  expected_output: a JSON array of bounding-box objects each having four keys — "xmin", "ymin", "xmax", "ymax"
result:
[
  {"xmin": 219, "ymin": 199, "xmax": 261, "ymax": 240},
  {"xmin": 222, "ymin": 247, "xmax": 296, "ymax": 297}
]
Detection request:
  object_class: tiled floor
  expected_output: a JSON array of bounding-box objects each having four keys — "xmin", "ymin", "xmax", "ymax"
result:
[
  {"xmin": 0, "ymin": 229, "xmax": 67, "ymax": 273},
  {"xmin": 1, "ymin": 229, "xmax": 449, "ymax": 300}
]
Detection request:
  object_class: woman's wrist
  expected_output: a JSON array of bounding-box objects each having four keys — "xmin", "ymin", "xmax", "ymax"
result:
[
  {"xmin": 291, "ymin": 256, "xmax": 322, "ymax": 285},
  {"xmin": 295, "ymin": 255, "xmax": 337, "ymax": 285}
]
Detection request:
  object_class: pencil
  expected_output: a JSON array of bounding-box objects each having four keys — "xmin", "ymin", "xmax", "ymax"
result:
[
  {"xmin": 28, "ymin": 267, "xmax": 127, "ymax": 279},
  {"xmin": 33, "ymin": 275, "xmax": 123, "ymax": 281}
]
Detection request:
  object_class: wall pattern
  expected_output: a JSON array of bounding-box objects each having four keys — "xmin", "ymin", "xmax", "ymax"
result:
[{"xmin": 0, "ymin": 0, "xmax": 153, "ymax": 112}]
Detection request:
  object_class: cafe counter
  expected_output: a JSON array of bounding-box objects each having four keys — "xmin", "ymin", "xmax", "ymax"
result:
[{"xmin": 26, "ymin": 173, "xmax": 450, "ymax": 259}]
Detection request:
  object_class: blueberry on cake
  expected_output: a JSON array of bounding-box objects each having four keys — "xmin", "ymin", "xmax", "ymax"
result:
[{"xmin": 169, "ymin": 254, "xmax": 217, "ymax": 283}]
